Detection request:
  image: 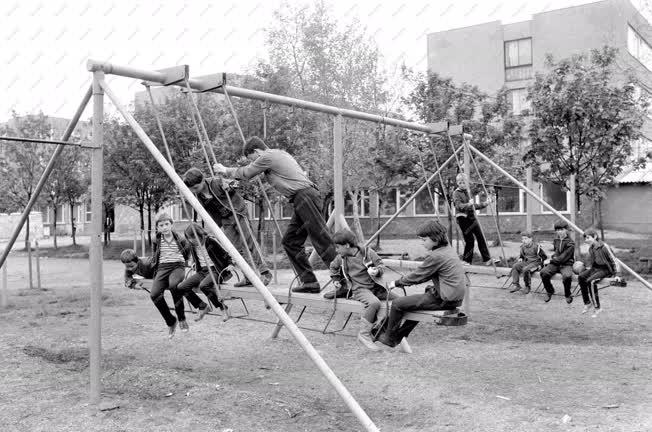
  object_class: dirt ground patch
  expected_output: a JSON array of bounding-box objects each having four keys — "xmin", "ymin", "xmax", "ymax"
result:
[{"xmin": 0, "ymin": 256, "xmax": 651, "ymax": 431}]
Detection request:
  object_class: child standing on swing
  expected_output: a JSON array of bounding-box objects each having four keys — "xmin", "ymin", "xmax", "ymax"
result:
[
  {"xmin": 328, "ymin": 229, "xmax": 390, "ymax": 351},
  {"xmin": 176, "ymin": 223, "xmax": 234, "ymax": 321}
]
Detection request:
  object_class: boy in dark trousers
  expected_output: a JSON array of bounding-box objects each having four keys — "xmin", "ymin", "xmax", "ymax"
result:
[
  {"xmin": 150, "ymin": 212, "xmax": 197, "ymax": 338},
  {"xmin": 176, "ymin": 223, "xmax": 233, "ymax": 321},
  {"xmin": 375, "ymin": 221, "xmax": 467, "ymax": 353},
  {"xmin": 214, "ymin": 136, "xmax": 336, "ymax": 293},
  {"xmin": 578, "ymin": 228, "xmax": 621, "ymax": 317},
  {"xmin": 183, "ymin": 167, "xmax": 272, "ymax": 287},
  {"xmin": 329, "ymin": 229, "xmax": 389, "ymax": 351},
  {"xmin": 509, "ymin": 231, "xmax": 547, "ymax": 294},
  {"xmin": 540, "ymin": 220, "xmax": 575, "ymax": 303},
  {"xmin": 452, "ymin": 173, "xmax": 494, "ymax": 265}
]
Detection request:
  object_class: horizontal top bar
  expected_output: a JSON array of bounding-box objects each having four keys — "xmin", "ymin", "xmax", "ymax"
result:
[
  {"xmin": 86, "ymin": 59, "xmax": 459, "ymax": 134},
  {"xmin": 0, "ymin": 135, "xmax": 87, "ymax": 147}
]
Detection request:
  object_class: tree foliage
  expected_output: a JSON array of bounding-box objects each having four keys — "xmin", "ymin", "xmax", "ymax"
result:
[{"xmin": 525, "ymin": 46, "xmax": 647, "ymax": 201}]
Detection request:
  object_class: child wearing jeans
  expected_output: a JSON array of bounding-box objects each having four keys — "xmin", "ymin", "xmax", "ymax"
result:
[
  {"xmin": 150, "ymin": 212, "xmax": 197, "ymax": 338},
  {"xmin": 176, "ymin": 223, "xmax": 234, "ymax": 321},
  {"xmin": 375, "ymin": 220, "xmax": 466, "ymax": 353},
  {"xmin": 329, "ymin": 229, "xmax": 389, "ymax": 351},
  {"xmin": 509, "ymin": 231, "xmax": 547, "ymax": 294},
  {"xmin": 578, "ymin": 228, "xmax": 621, "ymax": 317}
]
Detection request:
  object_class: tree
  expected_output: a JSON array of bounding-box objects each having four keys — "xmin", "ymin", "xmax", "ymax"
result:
[
  {"xmin": 525, "ymin": 46, "xmax": 647, "ymax": 233},
  {"xmin": 0, "ymin": 112, "xmax": 52, "ymax": 249}
]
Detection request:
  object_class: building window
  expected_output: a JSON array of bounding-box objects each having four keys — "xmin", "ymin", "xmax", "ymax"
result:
[
  {"xmin": 252, "ymin": 201, "xmax": 273, "ymax": 220},
  {"xmin": 170, "ymin": 203, "xmax": 190, "ymax": 221},
  {"xmin": 541, "ymin": 182, "xmax": 569, "ymax": 213},
  {"xmin": 414, "ymin": 188, "xmax": 436, "ymax": 215},
  {"xmin": 396, "ymin": 188, "xmax": 411, "ymax": 216},
  {"xmin": 496, "ymin": 186, "xmax": 523, "ymax": 214},
  {"xmin": 505, "ymin": 38, "xmax": 533, "ymax": 81},
  {"xmin": 55, "ymin": 204, "xmax": 66, "ymax": 224},
  {"xmin": 85, "ymin": 202, "xmax": 92, "ymax": 223},
  {"xmin": 42, "ymin": 207, "xmax": 50, "ymax": 224},
  {"xmin": 378, "ymin": 188, "xmax": 397, "ymax": 216},
  {"xmin": 507, "ymin": 88, "xmax": 531, "ymax": 115},
  {"xmin": 280, "ymin": 200, "xmax": 294, "ymax": 219},
  {"xmin": 627, "ymin": 25, "xmax": 652, "ymax": 71},
  {"xmin": 344, "ymin": 190, "xmax": 369, "ymax": 217}
]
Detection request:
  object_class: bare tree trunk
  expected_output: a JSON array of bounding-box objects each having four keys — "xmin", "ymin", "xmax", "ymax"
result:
[
  {"xmin": 53, "ymin": 204, "xmax": 58, "ymax": 249},
  {"xmin": 147, "ymin": 202, "xmax": 152, "ymax": 246},
  {"xmin": 69, "ymin": 203, "xmax": 76, "ymax": 246},
  {"xmin": 598, "ymin": 197, "xmax": 605, "ymax": 240},
  {"xmin": 348, "ymin": 189, "xmax": 365, "ymax": 243}
]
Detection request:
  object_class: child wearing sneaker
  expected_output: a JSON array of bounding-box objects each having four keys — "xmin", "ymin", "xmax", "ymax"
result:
[
  {"xmin": 176, "ymin": 223, "xmax": 233, "ymax": 321},
  {"xmin": 539, "ymin": 220, "xmax": 575, "ymax": 303},
  {"xmin": 150, "ymin": 212, "xmax": 197, "ymax": 338},
  {"xmin": 329, "ymin": 229, "xmax": 388, "ymax": 351},
  {"xmin": 509, "ymin": 231, "xmax": 547, "ymax": 294},
  {"xmin": 375, "ymin": 221, "xmax": 466, "ymax": 353},
  {"xmin": 578, "ymin": 228, "xmax": 621, "ymax": 317}
]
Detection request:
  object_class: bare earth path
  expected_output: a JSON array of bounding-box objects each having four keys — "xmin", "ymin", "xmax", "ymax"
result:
[{"xmin": 0, "ymin": 256, "xmax": 651, "ymax": 431}]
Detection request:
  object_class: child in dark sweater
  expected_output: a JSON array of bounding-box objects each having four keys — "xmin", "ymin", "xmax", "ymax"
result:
[
  {"xmin": 375, "ymin": 221, "xmax": 467, "ymax": 353},
  {"xmin": 176, "ymin": 223, "xmax": 233, "ymax": 321},
  {"xmin": 540, "ymin": 220, "xmax": 575, "ymax": 303},
  {"xmin": 329, "ymin": 229, "xmax": 388, "ymax": 351},
  {"xmin": 578, "ymin": 228, "xmax": 621, "ymax": 317},
  {"xmin": 509, "ymin": 231, "xmax": 547, "ymax": 294}
]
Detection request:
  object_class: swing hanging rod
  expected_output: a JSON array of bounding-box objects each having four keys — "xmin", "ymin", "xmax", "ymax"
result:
[{"xmin": 87, "ymin": 59, "xmax": 461, "ymax": 135}]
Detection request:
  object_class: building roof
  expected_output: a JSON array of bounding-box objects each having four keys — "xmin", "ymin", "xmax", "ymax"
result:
[{"xmin": 615, "ymin": 164, "xmax": 652, "ymax": 183}]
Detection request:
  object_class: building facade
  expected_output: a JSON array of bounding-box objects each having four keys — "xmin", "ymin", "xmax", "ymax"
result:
[{"xmin": 427, "ymin": 0, "xmax": 652, "ymax": 233}]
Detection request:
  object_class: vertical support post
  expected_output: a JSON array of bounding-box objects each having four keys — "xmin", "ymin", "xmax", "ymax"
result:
[
  {"xmin": 569, "ymin": 173, "xmax": 579, "ymax": 256},
  {"xmin": 133, "ymin": 231, "xmax": 137, "ymax": 252},
  {"xmin": 89, "ymin": 71, "xmax": 105, "ymax": 406},
  {"xmin": 272, "ymin": 229, "xmax": 278, "ymax": 284},
  {"xmin": 35, "ymin": 240, "xmax": 41, "ymax": 291},
  {"xmin": 141, "ymin": 229, "xmax": 146, "ymax": 255},
  {"xmin": 1, "ymin": 252, "xmax": 7, "ymax": 308},
  {"xmin": 526, "ymin": 167, "xmax": 534, "ymax": 232},
  {"xmin": 332, "ymin": 114, "xmax": 347, "ymax": 347},
  {"xmin": 27, "ymin": 240, "xmax": 33, "ymax": 289},
  {"xmin": 463, "ymin": 143, "xmax": 471, "ymax": 316}
]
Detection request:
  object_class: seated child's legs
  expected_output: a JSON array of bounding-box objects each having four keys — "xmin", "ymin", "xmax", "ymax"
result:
[
  {"xmin": 151, "ymin": 267, "xmax": 176, "ymax": 326},
  {"xmin": 199, "ymin": 271, "xmax": 225, "ymax": 309},
  {"xmin": 177, "ymin": 271, "xmax": 207, "ymax": 310},
  {"xmin": 352, "ymin": 288, "xmax": 381, "ymax": 323},
  {"xmin": 560, "ymin": 265, "xmax": 574, "ymax": 297},
  {"xmin": 511, "ymin": 261, "xmax": 527, "ymax": 284},
  {"xmin": 168, "ymin": 265, "xmax": 191, "ymax": 321},
  {"xmin": 539, "ymin": 263, "xmax": 559, "ymax": 293}
]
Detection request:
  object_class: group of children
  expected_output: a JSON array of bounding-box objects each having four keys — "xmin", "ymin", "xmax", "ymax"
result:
[
  {"xmin": 119, "ymin": 134, "xmax": 622, "ymax": 349},
  {"xmin": 508, "ymin": 220, "xmax": 621, "ymax": 317}
]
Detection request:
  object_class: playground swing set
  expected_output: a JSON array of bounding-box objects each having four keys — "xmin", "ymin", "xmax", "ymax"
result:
[{"xmin": 0, "ymin": 60, "xmax": 650, "ymax": 432}]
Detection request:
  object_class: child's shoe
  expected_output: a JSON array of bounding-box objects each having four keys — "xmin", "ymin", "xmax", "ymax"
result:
[
  {"xmin": 195, "ymin": 305, "xmax": 210, "ymax": 322},
  {"xmin": 398, "ymin": 338, "xmax": 413, "ymax": 354},
  {"xmin": 521, "ymin": 285, "xmax": 531, "ymax": 295},
  {"xmin": 581, "ymin": 304, "xmax": 592, "ymax": 314},
  {"xmin": 509, "ymin": 283, "xmax": 521, "ymax": 293},
  {"xmin": 565, "ymin": 296, "xmax": 573, "ymax": 304},
  {"xmin": 544, "ymin": 292, "xmax": 553, "ymax": 303},
  {"xmin": 179, "ymin": 320, "xmax": 189, "ymax": 332},
  {"xmin": 168, "ymin": 320, "xmax": 178, "ymax": 339},
  {"xmin": 591, "ymin": 308, "xmax": 602, "ymax": 318}
]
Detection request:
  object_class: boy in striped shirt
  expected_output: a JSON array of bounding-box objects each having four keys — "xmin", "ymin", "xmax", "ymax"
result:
[{"xmin": 151, "ymin": 212, "xmax": 198, "ymax": 338}]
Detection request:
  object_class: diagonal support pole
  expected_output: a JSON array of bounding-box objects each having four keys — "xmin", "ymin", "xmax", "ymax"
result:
[
  {"xmin": 99, "ymin": 80, "xmax": 380, "ymax": 432},
  {"xmin": 468, "ymin": 143, "xmax": 652, "ymax": 292},
  {"xmin": 0, "ymin": 87, "xmax": 92, "ymax": 269},
  {"xmin": 364, "ymin": 145, "xmax": 463, "ymax": 248}
]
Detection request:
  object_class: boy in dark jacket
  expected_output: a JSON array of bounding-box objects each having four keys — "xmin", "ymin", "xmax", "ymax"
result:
[
  {"xmin": 183, "ymin": 167, "xmax": 272, "ymax": 287},
  {"xmin": 452, "ymin": 173, "xmax": 494, "ymax": 265},
  {"xmin": 509, "ymin": 231, "xmax": 547, "ymax": 294},
  {"xmin": 329, "ymin": 229, "xmax": 389, "ymax": 351},
  {"xmin": 578, "ymin": 228, "xmax": 621, "ymax": 317},
  {"xmin": 540, "ymin": 220, "xmax": 575, "ymax": 303},
  {"xmin": 176, "ymin": 223, "xmax": 233, "ymax": 321},
  {"xmin": 121, "ymin": 248, "xmax": 156, "ymax": 289},
  {"xmin": 375, "ymin": 221, "xmax": 467, "ymax": 353},
  {"xmin": 150, "ymin": 212, "xmax": 196, "ymax": 338}
]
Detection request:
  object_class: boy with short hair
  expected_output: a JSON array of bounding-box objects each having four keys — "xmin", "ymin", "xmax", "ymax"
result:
[
  {"xmin": 213, "ymin": 137, "xmax": 336, "ymax": 293},
  {"xmin": 329, "ymin": 229, "xmax": 387, "ymax": 351},
  {"xmin": 120, "ymin": 248, "xmax": 156, "ymax": 289},
  {"xmin": 540, "ymin": 220, "xmax": 575, "ymax": 304},
  {"xmin": 183, "ymin": 167, "xmax": 272, "ymax": 287},
  {"xmin": 509, "ymin": 231, "xmax": 547, "ymax": 294},
  {"xmin": 578, "ymin": 228, "xmax": 621, "ymax": 317},
  {"xmin": 375, "ymin": 220, "xmax": 467, "ymax": 353},
  {"xmin": 150, "ymin": 212, "xmax": 198, "ymax": 338}
]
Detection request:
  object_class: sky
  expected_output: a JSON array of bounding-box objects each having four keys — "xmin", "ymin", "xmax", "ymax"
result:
[{"xmin": 0, "ymin": 0, "xmax": 648, "ymax": 123}]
